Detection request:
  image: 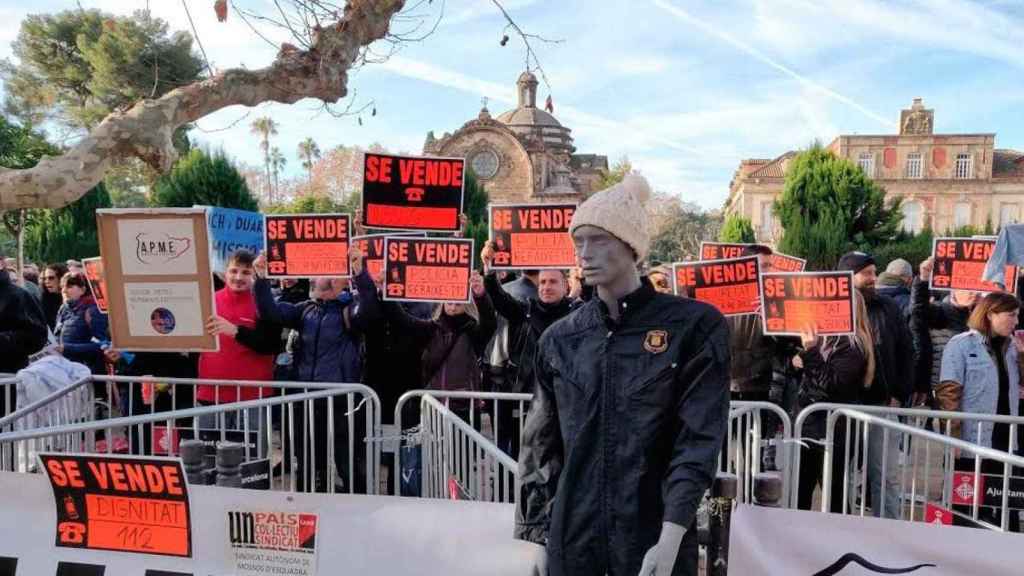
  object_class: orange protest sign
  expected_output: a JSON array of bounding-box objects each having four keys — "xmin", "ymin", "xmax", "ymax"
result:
[
  {"xmin": 265, "ymin": 213, "xmax": 351, "ymax": 278},
  {"xmin": 383, "ymin": 237, "xmax": 474, "ymax": 303},
  {"xmin": 700, "ymin": 242, "xmax": 749, "ymax": 261},
  {"xmin": 351, "ymin": 232, "xmax": 426, "ymax": 283},
  {"xmin": 489, "ymin": 203, "xmax": 577, "ymax": 269},
  {"xmin": 362, "ymin": 153, "xmax": 465, "ymax": 232},
  {"xmin": 38, "ymin": 453, "xmax": 192, "ymax": 558},
  {"xmin": 82, "ymin": 257, "xmax": 109, "ymax": 313},
  {"xmin": 760, "ymin": 272, "xmax": 856, "ymax": 336},
  {"xmin": 930, "ymin": 237, "xmax": 1018, "ymax": 293},
  {"xmin": 672, "ymin": 256, "xmax": 761, "ymax": 316},
  {"xmin": 768, "ymin": 252, "xmax": 806, "ymax": 272}
]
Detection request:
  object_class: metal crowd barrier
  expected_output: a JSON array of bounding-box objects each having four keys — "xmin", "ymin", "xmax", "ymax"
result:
[
  {"xmin": 0, "ymin": 376, "xmax": 381, "ymax": 496},
  {"xmin": 724, "ymin": 401, "xmax": 792, "ymax": 506},
  {"xmin": 392, "ymin": 390, "xmax": 532, "ymax": 496},
  {"xmin": 822, "ymin": 408, "xmax": 1024, "ymax": 532},
  {"xmin": 419, "ymin": 394, "xmax": 518, "ymax": 503},
  {"xmin": 0, "ymin": 376, "xmax": 19, "ymax": 420},
  {"xmin": 791, "ymin": 403, "xmax": 1024, "ymax": 512}
]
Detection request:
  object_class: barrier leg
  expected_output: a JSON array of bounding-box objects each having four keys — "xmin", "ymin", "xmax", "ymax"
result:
[{"xmin": 707, "ymin": 473, "xmax": 737, "ymax": 576}]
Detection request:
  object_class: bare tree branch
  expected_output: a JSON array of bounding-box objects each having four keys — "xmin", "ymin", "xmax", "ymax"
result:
[{"xmin": 0, "ymin": 0, "xmax": 407, "ymax": 211}]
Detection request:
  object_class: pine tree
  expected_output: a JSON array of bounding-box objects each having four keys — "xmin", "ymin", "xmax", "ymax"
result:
[
  {"xmin": 719, "ymin": 214, "xmax": 756, "ymax": 243},
  {"xmin": 151, "ymin": 148, "xmax": 258, "ymax": 211}
]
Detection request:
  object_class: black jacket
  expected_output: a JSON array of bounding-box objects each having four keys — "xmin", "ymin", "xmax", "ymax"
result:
[
  {"xmin": 484, "ymin": 272, "xmax": 573, "ymax": 394},
  {"xmin": 864, "ymin": 290, "xmax": 916, "ymax": 404},
  {"xmin": 909, "ymin": 277, "xmax": 971, "ymax": 394},
  {"xmin": 0, "ymin": 273, "xmax": 48, "ymax": 375},
  {"xmin": 516, "ymin": 280, "xmax": 729, "ymax": 576},
  {"xmin": 798, "ymin": 337, "xmax": 867, "ymax": 439}
]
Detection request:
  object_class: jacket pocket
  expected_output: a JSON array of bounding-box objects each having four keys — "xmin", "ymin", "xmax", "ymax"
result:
[{"xmin": 628, "ymin": 361, "xmax": 679, "ymax": 400}]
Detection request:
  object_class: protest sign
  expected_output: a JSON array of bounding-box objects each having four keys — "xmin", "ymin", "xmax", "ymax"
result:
[
  {"xmin": 700, "ymin": 242, "xmax": 749, "ymax": 261},
  {"xmin": 227, "ymin": 510, "xmax": 318, "ymax": 575},
  {"xmin": 351, "ymin": 232, "xmax": 426, "ymax": 282},
  {"xmin": 769, "ymin": 252, "xmax": 806, "ymax": 272},
  {"xmin": 265, "ymin": 214, "xmax": 351, "ymax": 278},
  {"xmin": 96, "ymin": 208, "xmax": 217, "ymax": 351},
  {"xmin": 38, "ymin": 453, "xmax": 192, "ymax": 558},
  {"xmin": 383, "ymin": 237, "xmax": 474, "ymax": 303},
  {"xmin": 761, "ymin": 271, "xmax": 856, "ymax": 336},
  {"xmin": 202, "ymin": 206, "xmax": 264, "ymax": 273},
  {"xmin": 82, "ymin": 257, "xmax": 109, "ymax": 314},
  {"xmin": 672, "ymin": 256, "xmax": 761, "ymax": 316},
  {"xmin": 488, "ymin": 203, "xmax": 576, "ymax": 269},
  {"xmin": 930, "ymin": 237, "xmax": 1018, "ymax": 293},
  {"xmin": 362, "ymin": 152, "xmax": 465, "ymax": 232}
]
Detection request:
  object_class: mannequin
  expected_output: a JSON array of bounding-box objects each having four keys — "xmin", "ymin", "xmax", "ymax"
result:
[{"xmin": 516, "ymin": 175, "xmax": 729, "ymax": 576}]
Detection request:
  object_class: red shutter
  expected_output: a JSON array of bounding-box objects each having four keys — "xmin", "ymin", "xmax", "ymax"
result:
[
  {"xmin": 933, "ymin": 148, "xmax": 947, "ymax": 169},
  {"xmin": 884, "ymin": 148, "xmax": 897, "ymax": 169}
]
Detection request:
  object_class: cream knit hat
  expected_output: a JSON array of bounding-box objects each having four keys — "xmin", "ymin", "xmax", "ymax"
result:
[{"xmin": 570, "ymin": 172, "xmax": 652, "ymax": 261}]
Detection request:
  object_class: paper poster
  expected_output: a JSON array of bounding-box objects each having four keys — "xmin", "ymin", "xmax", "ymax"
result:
[
  {"xmin": 123, "ymin": 282, "xmax": 204, "ymax": 337},
  {"xmin": 700, "ymin": 242, "xmax": 749, "ymax": 261},
  {"xmin": 383, "ymin": 237, "xmax": 474, "ymax": 303},
  {"xmin": 37, "ymin": 453, "xmax": 192, "ymax": 558},
  {"xmin": 761, "ymin": 271, "xmax": 856, "ymax": 336},
  {"xmin": 117, "ymin": 218, "xmax": 198, "ymax": 276},
  {"xmin": 930, "ymin": 237, "xmax": 1018, "ymax": 293},
  {"xmin": 265, "ymin": 214, "xmax": 351, "ymax": 278},
  {"xmin": 672, "ymin": 257, "xmax": 761, "ymax": 316},
  {"xmin": 769, "ymin": 252, "xmax": 806, "ymax": 272},
  {"xmin": 489, "ymin": 203, "xmax": 577, "ymax": 270},
  {"xmin": 362, "ymin": 152, "xmax": 465, "ymax": 232},
  {"xmin": 350, "ymin": 232, "xmax": 425, "ymax": 283},
  {"xmin": 82, "ymin": 257, "xmax": 109, "ymax": 314},
  {"xmin": 205, "ymin": 206, "xmax": 265, "ymax": 273},
  {"xmin": 227, "ymin": 511, "xmax": 318, "ymax": 576}
]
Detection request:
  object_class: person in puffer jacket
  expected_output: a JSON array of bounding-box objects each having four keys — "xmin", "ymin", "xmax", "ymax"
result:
[
  {"xmin": 54, "ymin": 271, "xmax": 109, "ymax": 375},
  {"xmin": 252, "ymin": 249, "xmax": 379, "ymax": 493}
]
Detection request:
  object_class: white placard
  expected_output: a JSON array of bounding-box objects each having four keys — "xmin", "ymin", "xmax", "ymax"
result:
[
  {"xmin": 227, "ymin": 510, "xmax": 319, "ymax": 576},
  {"xmin": 118, "ymin": 218, "xmax": 199, "ymax": 275},
  {"xmin": 124, "ymin": 281, "xmax": 205, "ymax": 337}
]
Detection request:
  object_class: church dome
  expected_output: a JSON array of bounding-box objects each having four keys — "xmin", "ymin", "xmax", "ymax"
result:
[
  {"xmin": 496, "ymin": 106, "xmax": 562, "ymax": 127},
  {"xmin": 495, "ymin": 70, "xmax": 574, "ymax": 153}
]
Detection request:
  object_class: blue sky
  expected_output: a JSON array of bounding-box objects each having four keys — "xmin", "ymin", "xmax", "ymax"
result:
[{"xmin": 2, "ymin": 0, "xmax": 1024, "ymax": 209}]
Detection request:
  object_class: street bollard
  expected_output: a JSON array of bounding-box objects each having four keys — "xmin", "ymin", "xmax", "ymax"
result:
[
  {"xmin": 707, "ymin": 472, "xmax": 737, "ymax": 576},
  {"xmin": 180, "ymin": 440, "xmax": 205, "ymax": 485},
  {"xmin": 753, "ymin": 472, "xmax": 783, "ymax": 507},
  {"xmin": 216, "ymin": 441, "xmax": 245, "ymax": 488}
]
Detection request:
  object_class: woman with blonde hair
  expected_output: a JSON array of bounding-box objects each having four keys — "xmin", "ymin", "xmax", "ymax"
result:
[{"xmin": 795, "ymin": 290, "xmax": 875, "ymax": 511}]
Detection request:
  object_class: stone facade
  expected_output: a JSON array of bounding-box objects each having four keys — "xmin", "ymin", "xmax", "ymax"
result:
[
  {"xmin": 725, "ymin": 98, "xmax": 1024, "ymax": 243},
  {"xmin": 424, "ymin": 71, "xmax": 608, "ymax": 204}
]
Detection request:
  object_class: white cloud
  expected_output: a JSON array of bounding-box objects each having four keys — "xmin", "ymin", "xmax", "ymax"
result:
[{"xmin": 606, "ymin": 56, "xmax": 673, "ymax": 76}]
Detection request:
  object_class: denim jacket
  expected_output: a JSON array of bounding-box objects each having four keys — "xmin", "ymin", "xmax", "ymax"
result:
[{"xmin": 939, "ymin": 330, "xmax": 1021, "ymax": 447}]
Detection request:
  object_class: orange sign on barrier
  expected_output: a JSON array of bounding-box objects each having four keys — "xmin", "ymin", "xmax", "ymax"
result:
[
  {"xmin": 362, "ymin": 153, "xmax": 465, "ymax": 232},
  {"xmin": 351, "ymin": 232, "xmax": 425, "ymax": 282},
  {"xmin": 672, "ymin": 256, "xmax": 761, "ymax": 316},
  {"xmin": 488, "ymin": 203, "xmax": 577, "ymax": 269},
  {"xmin": 38, "ymin": 453, "xmax": 192, "ymax": 558},
  {"xmin": 383, "ymin": 237, "xmax": 474, "ymax": 303},
  {"xmin": 265, "ymin": 213, "xmax": 351, "ymax": 278},
  {"xmin": 82, "ymin": 257, "xmax": 109, "ymax": 314},
  {"xmin": 930, "ymin": 237, "xmax": 1017, "ymax": 293},
  {"xmin": 761, "ymin": 271, "xmax": 856, "ymax": 336}
]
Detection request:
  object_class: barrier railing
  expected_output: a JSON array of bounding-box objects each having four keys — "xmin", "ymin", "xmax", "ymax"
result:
[
  {"xmin": 822, "ymin": 408, "xmax": 1024, "ymax": 532},
  {"xmin": 0, "ymin": 376, "xmax": 19, "ymax": 420},
  {"xmin": 418, "ymin": 394, "xmax": 518, "ymax": 503},
  {"xmin": 0, "ymin": 377, "xmax": 381, "ymax": 496},
  {"xmin": 392, "ymin": 390, "xmax": 532, "ymax": 495},
  {"xmin": 792, "ymin": 403, "xmax": 1024, "ymax": 512},
  {"xmin": 724, "ymin": 401, "xmax": 792, "ymax": 506}
]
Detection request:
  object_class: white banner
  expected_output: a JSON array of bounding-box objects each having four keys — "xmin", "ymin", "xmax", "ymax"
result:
[
  {"xmin": 0, "ymin": 471, "xmax": 534, "ymax": 575},
  {"xmin": 729, "ymin": 504, "xmax": 1021, "ymax": 575}
]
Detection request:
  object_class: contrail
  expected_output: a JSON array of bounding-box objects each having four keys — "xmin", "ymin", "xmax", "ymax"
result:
[{"xmin": 653, "ymin": 0, "xmax": 896, "ymax": 129}]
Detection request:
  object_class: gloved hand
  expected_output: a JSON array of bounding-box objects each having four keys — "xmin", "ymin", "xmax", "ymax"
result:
[
  {"xmin": 528, "ymin": 542, "xmax": 548, "ymax": 576},
  {"xmin": 638, "ymin": 522, "xmax": 686, "ymax": 576}
]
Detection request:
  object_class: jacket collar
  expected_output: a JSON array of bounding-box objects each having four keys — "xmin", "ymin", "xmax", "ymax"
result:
[{"xmin": 597, "ymin": 277, "xmax": 657, "ymax": 324}]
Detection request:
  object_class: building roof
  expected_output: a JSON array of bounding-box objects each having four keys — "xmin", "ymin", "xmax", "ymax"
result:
[
  {"xmin": 748, "ymin": 151, "xmax": 796, "ymax": 179},
  {"xmin": 994, "ymin": 149, "xmax": 1024, "ymax": 178},
  {"xmin": 496, "ymin": 107, "xmax": 563, "ymax": 128}
]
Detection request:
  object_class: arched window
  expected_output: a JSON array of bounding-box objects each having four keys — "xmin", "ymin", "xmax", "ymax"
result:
[{"xmin": 901, "ymin": 201, "xmax": 924, "ymax": 234}]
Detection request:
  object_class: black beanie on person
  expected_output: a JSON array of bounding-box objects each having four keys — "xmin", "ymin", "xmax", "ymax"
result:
[{"xmin": 836, "ymin": 251, "xmax": 876, "ymax": 274}]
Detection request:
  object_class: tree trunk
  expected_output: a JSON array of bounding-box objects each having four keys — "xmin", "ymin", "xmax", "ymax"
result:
[
  {"xmin": 16, "ymin": 209, "xmax": 25, "ymax": 287},
  {"xmin": 0, "ymin": 0, "xmax": 406, "ymax": 211}
]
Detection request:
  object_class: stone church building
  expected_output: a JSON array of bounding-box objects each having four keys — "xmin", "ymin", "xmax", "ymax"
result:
[
  {"xmin": 725, "ymin": 98, "xmax": 1024, "ymax": 243},
  {"xmin": 423, "ymin": 71, "xmax": 608, "ymax": 203}
]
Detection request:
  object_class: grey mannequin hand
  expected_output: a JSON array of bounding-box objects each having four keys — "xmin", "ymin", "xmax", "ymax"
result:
[{"xmin": 638, "ymin": 522, "xmax": 686, "ymax": 576}]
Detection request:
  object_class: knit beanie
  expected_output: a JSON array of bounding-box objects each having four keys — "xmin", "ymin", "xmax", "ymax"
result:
[
  {"xmin": 569, "ymin": 173, "xmax": 652, "ymax": 261},
  {"xmin": 836, "ymin": 251, "xmax": 876, "ymax": 274}
]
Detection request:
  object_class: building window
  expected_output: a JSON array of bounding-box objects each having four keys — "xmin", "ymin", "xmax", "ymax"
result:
[
  {"xmin": 901, "ymin": 201, "xmax": 924, "ymax": 234},
  {"xmin": 760, "ymin": 202, "xmax": 774, "ymax": 239},
  {"xmin": 1000, "ymin": 204, "xmax": 1019, "ymax": 228},
  {"xmin": 858, "ymin": 152, "xmax": 875, "ymax": 178},
  {"xmin": 906, "ymin": 153, "xmax": 923, "ymax": 179},
  {"xmin": 955, "ymin": 153, "xmax": 973, "ymax": 179},
  {"xmin": 954, "ymin": 202, "xmax": 971, "ymax": 229}
]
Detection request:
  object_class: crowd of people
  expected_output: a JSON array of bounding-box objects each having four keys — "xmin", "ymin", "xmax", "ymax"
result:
[{"xmin": 2, "ymin": 221, "xmax": 1024, "ymax": 511}]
